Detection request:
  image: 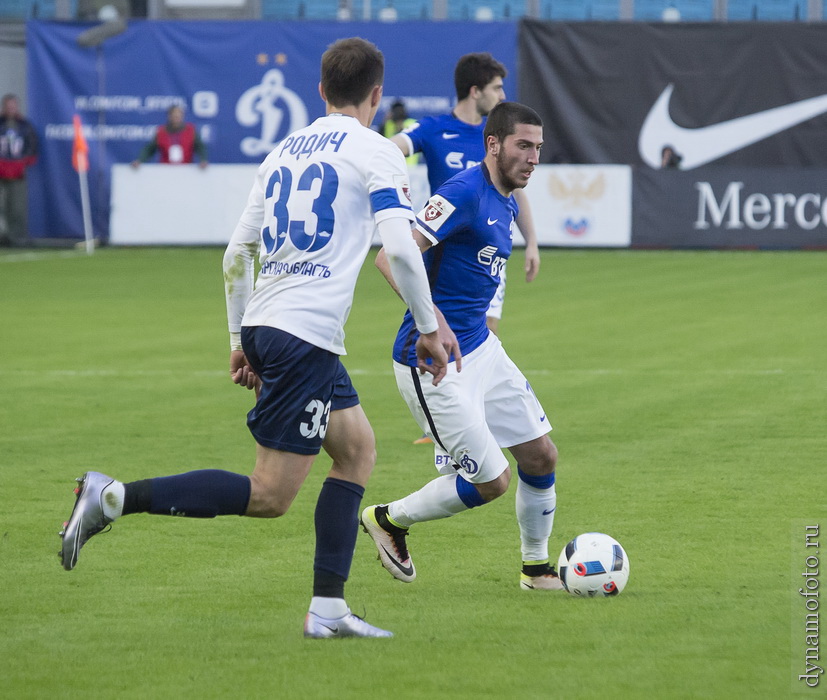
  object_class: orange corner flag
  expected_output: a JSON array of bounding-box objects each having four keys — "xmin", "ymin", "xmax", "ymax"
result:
[{"xmin": 72, "ymin": 115, "xmax": 89, "ymax": 173}]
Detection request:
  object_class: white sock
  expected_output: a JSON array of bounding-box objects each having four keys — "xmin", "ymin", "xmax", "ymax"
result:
[
  {"xmin": 308, "ymin": 596, "xmax": 348, "ymax": 619},
  {"xmin": 516, "ymin": 481, "xmax": 556, "ymax": 563},
  {"xmin": 388, "ymin": 474, "xmax": 470, "ymax": 527},
  {"xmin": 101, "ymin": 480, "xmax": 125, "ymax": 521}
]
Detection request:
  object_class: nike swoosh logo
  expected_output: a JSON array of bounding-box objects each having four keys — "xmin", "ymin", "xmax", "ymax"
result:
[
  {"xmin": 381, "ymin": 545, "xmax": 415, "ymax": 577},
  {"xmin": 442, "ymin": 133, "xmax": 459, "ymax": 139},
  {"xmin": 321, "ymin": 624, "xmax": 339, "ymax": 634},
  {"xmin": 540, "ymin": 414, "xmax": 546, "ymax": 422},
  {"xmin": 487, "ymin": 217, "xmax": 498, "ymax": 225},
  {"xmin": 639, "ymin": 84, "xmax": 827, "ymax": 170},
  {"xmin": 542, "ymin": 508, "xmax": 556, "ymax": 516}
]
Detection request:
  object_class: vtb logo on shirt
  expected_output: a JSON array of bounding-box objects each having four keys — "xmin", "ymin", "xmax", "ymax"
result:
[
  {"xmin": 445, "ymin": 151, "xmax": 481, "ymax": 170},
  {"xmin": 477, "ymin": 245, "xmax": 507, "ymax": 277}
]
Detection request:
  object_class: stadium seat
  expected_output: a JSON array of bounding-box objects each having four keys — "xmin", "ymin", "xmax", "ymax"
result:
[
  {"xmin": 632, "ymin": 0, "xmax": 713, "ymax": 20},
  {"xmin": 0, "ymin": 0, "xmax": 58, "ymax": 19},
  {"xmin": 260, "ymin": 0, "xmax": 428, "ymax": 20},
  {"xmin": 727, "ymin": 0, "xmax": 804, "ymax": 18},
  {"xmin": 544, "ymin": 0, "xmax": 620, "ymax": 20},
  {"xmin": 386, "ymin": 0, "xmax": 430, "ymax": 18},
  {"xmin": 756, "ymin": 0, "xmax": 804, "ymax": 18},
  {"xmin": 446, "ymin": 0, "xmax": 517, "ymax": 20},
  {"xmin": 260, "ymin": 0, "xmax": 304, "ymax": 19},
  {"xmin": 302, "ymin": 0, "xmax": 339, "ymax": 18}
]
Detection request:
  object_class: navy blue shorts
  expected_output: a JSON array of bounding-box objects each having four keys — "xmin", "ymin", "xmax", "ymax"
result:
[{"xmin": 241, "ymin": 326, "xmax": 359, "ymax": 455}]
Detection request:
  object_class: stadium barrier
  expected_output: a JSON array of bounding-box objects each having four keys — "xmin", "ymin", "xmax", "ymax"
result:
[
  {"xmin": 109, "ymin": 163, "xmax": 634, "ymax": 247},
  {"xmin": 111, "ymin": 163, "xmax": 827, "ymax": 248}
]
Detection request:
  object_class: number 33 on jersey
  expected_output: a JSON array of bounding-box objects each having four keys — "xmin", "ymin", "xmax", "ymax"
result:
[{"xmin": 230, "ymin": 113, "xmax": 415, "ymax": 356}]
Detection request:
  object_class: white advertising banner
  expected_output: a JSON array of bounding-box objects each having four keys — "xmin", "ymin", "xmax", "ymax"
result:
[
  {"xmin": 111, "ymin": 163, "xmax": 632, "ymax": 247},
  {"xmin": 522, "ymin": 164, "xmax": 632, "ymax": 247},
  {"xmin": 110, "ymin": 164, "xmax": 257, "ymax": 245}
]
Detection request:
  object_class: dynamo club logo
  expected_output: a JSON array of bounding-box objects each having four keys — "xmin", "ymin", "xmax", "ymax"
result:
[
  {"xmin": 236, "ymin": 69, "xmax": 308, "ymax": 157},
  {"xmin": 459, "ymin": 452, "xmax": 479, "ymax": 475}
]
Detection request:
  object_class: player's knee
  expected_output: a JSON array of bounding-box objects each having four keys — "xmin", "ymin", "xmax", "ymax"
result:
[
  {"xmin": 520, "ymin": 438, "xmax": 557, "ymax": 475},
  {"xmin": 247, "ymin": 474, "xmax": 295, "ymax": 518},
  {"xmin": 256, "ymin": 501, "xmax": 291, "ymax": 518},
  {"xmin": 328, "ymin": 438, "xmax": 376, "ymax": 479},
  {"xmin": 546, "ymin": 440, "xmax": 559, "ymax": 472},
  {"xmin": 248, "ymin": 492, "xmax": 292, "ymax": 518},
  {"xmin": 475, "ymin": 466, "xmax": 511, "ymax": 502},
  {"xmin": 324, "ymin": 409, "xmax": 376, "ymax": 479}
]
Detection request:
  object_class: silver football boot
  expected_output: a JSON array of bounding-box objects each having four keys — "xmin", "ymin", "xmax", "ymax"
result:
[
  {"xmin": 304, "ymin": 611, "xmax": 394, "ymax": 639},
  {"xmin": 59, "ymin": 471, "xmax": 115, "ymax": 571}
]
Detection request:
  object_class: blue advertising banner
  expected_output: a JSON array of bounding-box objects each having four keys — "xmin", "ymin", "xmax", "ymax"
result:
[{"xmin": 26, "ymin": 20, "xmax": 517, "ymax": 240}]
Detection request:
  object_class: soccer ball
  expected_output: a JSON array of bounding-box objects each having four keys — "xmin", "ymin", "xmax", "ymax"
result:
[{"xmin": 557, "ymin": 532, "xmax": 630, "ymax": 597}]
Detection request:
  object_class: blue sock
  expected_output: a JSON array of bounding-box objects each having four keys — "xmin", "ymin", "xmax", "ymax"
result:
[
  {"xmin": 455, "ymin": 475, "xmax": 486, "ymax": 508},
  {"xmin": 517, "ymin": 466, "xmax": 555, "ymax": 489},
  {"xmin": 149, "ymin": 470, "xmax": 251, "ymax": 517},
  {"xmin": 313, "ymin": 477, "xmax": 365, "ymax": 598}
]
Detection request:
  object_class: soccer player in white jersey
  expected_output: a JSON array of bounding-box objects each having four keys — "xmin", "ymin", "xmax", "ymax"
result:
[
  {"xmin": 362, "ymin": 102, "xmax": 563, "ymax": 592},
  {"xmin": 391, "ymin": 53, "xmax": 541, "ymax": 337},
  {"xmin": 57, "ymin": 38, "xmax": 455, "ymax": 639}
]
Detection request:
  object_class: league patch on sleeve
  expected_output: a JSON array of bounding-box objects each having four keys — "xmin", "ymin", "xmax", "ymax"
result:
[
  {"xmin": 393, "ymin": 174, "xmax": 412, "ymax": 205},
  {"xmin": 418, "ymin": 194, "xmax": 456, "ymax": 232}
]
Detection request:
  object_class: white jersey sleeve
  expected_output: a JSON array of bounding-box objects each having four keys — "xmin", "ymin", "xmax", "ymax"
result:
[
  {"xmin": 223, "ymin": 164, "xmax": 265, "ymax": 346},
  {"xmin": 377, "ymin": 217, "xmax": 437, "ymax": 335}
]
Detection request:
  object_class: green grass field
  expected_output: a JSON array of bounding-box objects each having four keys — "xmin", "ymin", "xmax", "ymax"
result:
[{"xmin": 1, "ymin": 247, "xmax": 824, "ymax": 698}]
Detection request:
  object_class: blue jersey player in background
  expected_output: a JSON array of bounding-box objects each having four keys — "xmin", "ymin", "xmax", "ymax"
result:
[
  {"xmin": 391, "ymin": 53, "xmax": 541, "ymax": 338},
  {"xmin": 362, "ymin": 102, "xmax": 564, "ymax": 592},
  {"xmin": 57, "ymin": 38, "xmax": 453, "ymax": 639}
]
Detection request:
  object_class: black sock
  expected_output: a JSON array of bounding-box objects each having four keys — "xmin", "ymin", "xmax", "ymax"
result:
[
  {"xmin": 124, "ymin": 470, "xmax": 251, "ymax": 518},
  {"xmin": 122, "ymin": 479, "xmax": 153, "ymax": 515},
  {"xmin": 313, "ymin": 477, "xmax": 365, "ymax": 598},
  {"xmin": 522, "ymin": 561, "xmax": 552, "ymax": 576}
]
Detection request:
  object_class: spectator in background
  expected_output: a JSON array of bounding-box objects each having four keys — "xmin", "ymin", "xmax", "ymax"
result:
[
  {"xmin": 131, "ymin": 105, "xmax": 208, "ymax": 169},
  {"xmin": 381, "ymin": 99, "xmax": 418, "ymax": 165},
  {"xmin": 0, "ymin": 94, "xmax": 38, "ymax": 247},
  {"xmin": 661, "ymin": 144, "xmax": 682, "ymax": 169}
]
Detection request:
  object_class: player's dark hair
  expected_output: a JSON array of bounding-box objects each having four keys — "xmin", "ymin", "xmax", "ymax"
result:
[
  {"xmin": 484, "ymin": 101, "xmax": 542, "ymax": 143},
  {"xmin": 454, "ymin": 53, "xmax": 507, "ymax": 101},
  {"xmin": 321, "ymin": 37, "xmax": 384, "ymax": 108}
]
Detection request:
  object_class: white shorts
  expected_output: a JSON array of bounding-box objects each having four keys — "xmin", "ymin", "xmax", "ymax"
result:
[
  {"xmin": 393, "ymin": 333, "xmax": 551, "ymax": 484},
  {"xmin": 486, "ymin": 267, "xmax": 506, "ymax": 320}
]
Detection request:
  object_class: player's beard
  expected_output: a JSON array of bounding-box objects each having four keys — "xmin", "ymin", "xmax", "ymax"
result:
[{"xmin": 495, "ymin": 148, "xmax": 530, "ymax": 192}]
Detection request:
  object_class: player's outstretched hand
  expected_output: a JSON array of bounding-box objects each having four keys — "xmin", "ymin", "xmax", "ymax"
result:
[
  {"xmin": 230, "ymin": 350, "xmax": 261, "ymax": 398},
  {"xmin": 525, "ymin": 242, "xmax": 541, "ymax": 283},
  {"xmin": 415, "ymin": 330, "xmax": 450, "ymax": 386}
]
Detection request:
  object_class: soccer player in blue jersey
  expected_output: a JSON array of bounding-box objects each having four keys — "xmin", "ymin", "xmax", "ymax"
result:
[
  {"xmin": 362, "ymin": 102, "xmax": 562, "ymax": 592},
  {"xmin": 391, "ymin": 53, "xmax": 541, "ymax": 337},
  {"xmin": 58, "ymin": 38, "xmax": 454, "ymax": 639}
]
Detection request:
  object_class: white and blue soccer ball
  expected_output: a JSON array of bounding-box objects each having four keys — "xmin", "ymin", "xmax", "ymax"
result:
[{"xmin": 557, "ymin": 532, "xmax": 630, "ymax": 597}]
